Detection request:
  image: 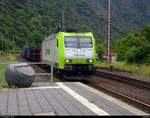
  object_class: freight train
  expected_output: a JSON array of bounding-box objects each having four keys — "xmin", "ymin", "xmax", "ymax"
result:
[{"xmin": 21, "ymin": 32, "xmax": 96, "ymax": 75}]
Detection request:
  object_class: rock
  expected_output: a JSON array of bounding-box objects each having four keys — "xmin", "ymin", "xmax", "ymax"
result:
[{"xmin": 5, "ymin": 63, "xmax": 35, "ymax": 88}]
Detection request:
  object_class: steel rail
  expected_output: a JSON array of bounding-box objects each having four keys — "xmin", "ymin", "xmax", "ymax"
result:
[
  {"xmin": 88, "ymin": 79, "xmax": 150, "ymax": 113},
  {"xmin": 96, "ymin": 70, "xmax": 150, "ymax": 90},
  {"xmin": 61, "ymin": 74, "xmax": 150, "ymax": 113}
]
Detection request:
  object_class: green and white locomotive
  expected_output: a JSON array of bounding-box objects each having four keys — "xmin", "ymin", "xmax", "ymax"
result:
[{"xmin": 42, "ymin": 32, "xmax": 96, "ymax": 75}]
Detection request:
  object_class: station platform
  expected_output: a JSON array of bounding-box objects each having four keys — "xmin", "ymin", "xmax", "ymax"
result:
[{"xmin": 0, "ymin": 82, "xmax": 148, "ymax": 116}]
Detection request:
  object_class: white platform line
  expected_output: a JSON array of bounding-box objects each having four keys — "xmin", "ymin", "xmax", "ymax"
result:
[
  {"xmin": 57, "ymin": 82, "xmax": 110, "ymax": 116},
  {"xmin": 19, "ymin": 86, "xmax": 61, "ymax": 90}
]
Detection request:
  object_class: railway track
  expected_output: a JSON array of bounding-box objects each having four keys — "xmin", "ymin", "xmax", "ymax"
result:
[
  {"xmin": 96, "ymin": 68, "xmax": 150, "ymax": 89},
  {"xmin": 86, "ymin": 77, "xmax": 150, "ymax": 113},
  {"xmin": 62, "ymin": 74, "xmax": 150, "ymax": 113}
]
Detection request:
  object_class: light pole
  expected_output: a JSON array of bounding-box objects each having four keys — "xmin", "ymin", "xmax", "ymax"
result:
[{"xmin": 107, "ymin": 0, "xmax": 112, "ymax": 65}]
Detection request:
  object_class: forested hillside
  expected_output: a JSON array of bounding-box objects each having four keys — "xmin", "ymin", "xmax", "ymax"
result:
[{"xmin": 0, "ymin": 0, "xmax": 149, "ymax": 49}]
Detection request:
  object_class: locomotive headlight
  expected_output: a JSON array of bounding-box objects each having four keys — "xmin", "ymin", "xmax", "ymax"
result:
[
  {"xmin": 66, "ymin": 59, "xmax": 69, "ymax": 63},
  {"xmin": 89, "ymin": 59, "xmax": 93, "ymax": 63},
  {"xmin": 77, "ymin": 49, "xmax": 81, "ymax": 52}
]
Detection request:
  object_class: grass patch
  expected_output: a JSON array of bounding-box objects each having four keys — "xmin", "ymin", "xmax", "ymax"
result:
[
  {"xmin": 0, "ymin": 54, "xmax": 17, "ymax": 88},
  {"xmin": 4, "ymin": 54, "xmax": 17, "ymax": 62},
  {"xmin": 96, "ymin": 61, "xmax": 150, "ymax": 77}
]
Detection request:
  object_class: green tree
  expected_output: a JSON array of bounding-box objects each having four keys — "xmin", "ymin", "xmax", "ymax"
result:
[
  {"xmin": 0, "ymin": 39, "xmax": 15, "ymax": 52},
  {"xmin": 96, "ymin": 43, "xmax": 105, "ymax": 60},
  {"xmin": 115, "ymin": 25, "xmax": 150, "ymax": 64}
]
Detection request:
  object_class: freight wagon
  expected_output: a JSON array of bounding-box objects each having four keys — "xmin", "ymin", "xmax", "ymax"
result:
[{"xmin": 21, "ymin": 48, "xmax": 41, "ymax": 62}]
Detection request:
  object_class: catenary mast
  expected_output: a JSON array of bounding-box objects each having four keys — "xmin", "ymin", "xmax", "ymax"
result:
[{"xmin": 107, "ymin": 0, "xmax": 112, "ymax": 65}]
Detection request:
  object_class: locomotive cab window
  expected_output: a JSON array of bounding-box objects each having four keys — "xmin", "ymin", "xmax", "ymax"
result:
[
  {"xmin": 79, "ymin": 37, "xmax": 92, "ymax": 48},
  {"xmin": 65, "ymin": 37, "xmax": 78, "ymax": 48},
  {"xmin": 65, "ymin": 36, "xmax": 92, "ymax": 48}
]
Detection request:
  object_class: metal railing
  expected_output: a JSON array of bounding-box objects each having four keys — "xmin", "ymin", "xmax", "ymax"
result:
[{"xmin": 0, "ymin": 61, "xmax": 54, "ymax": 83}]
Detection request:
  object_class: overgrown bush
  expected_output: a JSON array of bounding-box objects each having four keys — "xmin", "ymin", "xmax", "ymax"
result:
[{"xmin": 115, "ymin": 25, "xmax": 150, "ymax": 64}]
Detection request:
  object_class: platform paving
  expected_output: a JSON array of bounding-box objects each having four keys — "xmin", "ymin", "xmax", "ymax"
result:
[{"xmin": 0, "ymin": 82, "xmax": 148, "ymax": 116}]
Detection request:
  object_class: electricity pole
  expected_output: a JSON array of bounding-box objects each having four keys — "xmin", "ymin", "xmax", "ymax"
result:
[{"xmin": 107, "ymin": 0, "xmax": 112, "ymax": 65}]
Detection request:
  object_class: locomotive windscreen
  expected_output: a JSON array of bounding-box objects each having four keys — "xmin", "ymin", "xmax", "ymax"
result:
[
  {"xmin": 65, "ymin": 36, "xmax": 92, "ymax": 48},
  {"xmin": 65, "ymin": 37, "xmax": 78, "ymax": 48},
  {"xmin": 79, "ymin": 37, "xmax": 92, "ymax": 48}
]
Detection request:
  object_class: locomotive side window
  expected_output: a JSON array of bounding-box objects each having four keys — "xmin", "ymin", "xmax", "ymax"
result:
[
  {"xmin": 46, "ymin": 49, "xmax": 50, "ymax": 55},
  {"xmin": 57, "ymin": 38, "xmax": 58, "ymax": 47}
]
